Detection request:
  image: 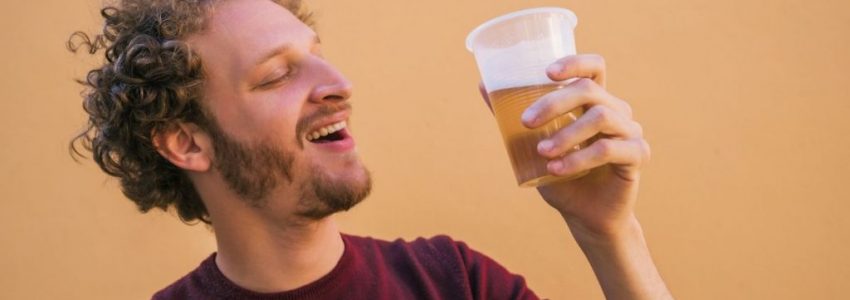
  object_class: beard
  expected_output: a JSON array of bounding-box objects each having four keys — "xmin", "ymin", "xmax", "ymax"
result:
[
  {"xmin": 295, "ymin": 162, "xmax": 372, "ymax": 219},
  {"xmin": 202, "ymin": 111, "xmax": 371, "ymax": 220}
]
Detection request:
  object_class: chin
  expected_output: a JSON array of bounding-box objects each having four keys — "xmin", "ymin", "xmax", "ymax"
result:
[
  {"xmin": 332, "ymin": 164, "xmax": 371, "ymax": 194},
  {"xmin": 294, "ymin": 158, "xmax": 372, "ymax": 220},
  {"xmin": 327, "ymin": 153, "xmax": 368, "ymax": 180}
]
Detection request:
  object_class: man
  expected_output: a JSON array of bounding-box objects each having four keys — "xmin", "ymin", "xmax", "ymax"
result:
[{"xmin": 70, "ymin": 0, "xmax": 672, "ymax": 299}]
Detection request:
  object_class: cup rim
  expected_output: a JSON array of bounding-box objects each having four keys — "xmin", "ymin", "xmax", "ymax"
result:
[{"xmin": 465, "ymin": 7, "xmax": 578, "ymax": 52}]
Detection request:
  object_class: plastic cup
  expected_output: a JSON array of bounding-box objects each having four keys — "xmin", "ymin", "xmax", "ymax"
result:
[{"xmin": 466, "ymin": 7, "xmax": 589, "ymax": 187}]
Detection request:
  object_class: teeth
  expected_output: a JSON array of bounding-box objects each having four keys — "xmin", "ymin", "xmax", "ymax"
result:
[{"xmin": 306, "ymin": 121, "xmax": 347, "ymax": 141}]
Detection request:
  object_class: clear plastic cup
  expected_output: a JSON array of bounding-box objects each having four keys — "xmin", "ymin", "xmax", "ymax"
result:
[{"xmin": 466, "ymin": 7, "xmax": 588, "ymax": 187}]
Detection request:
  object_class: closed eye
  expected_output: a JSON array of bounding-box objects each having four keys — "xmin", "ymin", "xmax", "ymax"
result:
[
  {"xmin": 257, "ymin": 75, "xmax": 288, "ymax": 89},
  {"xmin": 255, "ymin": 67, "xmax": 296, "ymax": 90}
]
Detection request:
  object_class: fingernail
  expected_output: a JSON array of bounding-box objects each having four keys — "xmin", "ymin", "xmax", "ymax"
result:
[
  {"xmin": 547, "ymin": 63, "xmax": 563, "ymax": 75},
  {"xmin": 538, "ymin": 140, "xmax": 554, "ymax": 154},
  {"xmin": 548, "ymin": 160, "xmax": 565, "ymax": 173},
  {"xmin": 521, "ymin": 108, "xmax": 537, "ymax": 125}
]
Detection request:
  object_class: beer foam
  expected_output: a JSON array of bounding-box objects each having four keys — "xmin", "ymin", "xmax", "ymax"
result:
[{"xmin": 475, "ymin": 38, "xmax": 576, "ymax": 92}]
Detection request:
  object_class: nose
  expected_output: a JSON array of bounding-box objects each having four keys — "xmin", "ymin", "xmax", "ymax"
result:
[{"xmin": 308, "ymin": 57, "xmax": 353, "ymax": 104}]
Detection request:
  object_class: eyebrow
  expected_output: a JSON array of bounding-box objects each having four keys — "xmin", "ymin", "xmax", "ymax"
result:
[{"xmin": 252, "ymin": 35, "xmax": 322, "ymax": 68}]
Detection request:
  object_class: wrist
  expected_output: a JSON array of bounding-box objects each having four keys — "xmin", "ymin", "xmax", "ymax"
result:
[
  {"xmin": 563, "ymin": 213, "xmax": 643, "ymax": 247},
  {"xmin": 565, "ymin": 215, "xmax": 673, "ymax": 300}
]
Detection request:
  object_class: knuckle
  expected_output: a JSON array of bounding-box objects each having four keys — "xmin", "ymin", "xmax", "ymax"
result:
[
  {"xmin": 590, "ymin": 53, "xmax": 606, "ymax": 67},
  {"xmin": 639, "ymin": 139, "xmax": 652, "ymax": 162},
  {"xmin": 536, "ymin": 97, "xmax": 557, "ymax": 118},
  {"xmin": 589, "ymin": 105, "xmax": 612, "ymax": 127},
  {"xmin": 573, "ymin": 77, "xmax": 595, "ymax": 91},
  {"xmin": 559, "ymin": 155, "xmax": 578, "ymax": 173},
  {"xmin": 621, "ymin": 102, "xmax": 634, "ymax": 118},
  {"xmin": 594, "ymin": 139, "xmax": 616, "ymax": 158},
  {"xmin": 632, "ymin": 121, "xmax": 644, "ymax": 137},
  {"xmin": 562, "ymin": 55, "xmax": 579, "ymax": 66},
  {"xmin": 551, "ymin": 129, "xmax": 577, "ymax": 153},
  {"xmin": 578, "ymin": 78, "xmax": 603, "ymax": 98},
  {"xmin": 549, "ymin": 128, "xmax": 569, "ymax": 144},
  {"xmin": 582, "ymin": 77, "xmax": 597, "ymax": 89}
]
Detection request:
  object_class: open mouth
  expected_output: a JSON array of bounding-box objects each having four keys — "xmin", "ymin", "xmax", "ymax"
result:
[{"xmin": 306, "ymin": 121, "xmax": 348, "ymax": 144}]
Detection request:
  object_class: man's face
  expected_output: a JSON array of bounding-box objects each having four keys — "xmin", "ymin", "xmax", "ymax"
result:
[{"xmin": 188, "ymin": 0, "xmax": 371, "ymax": 219}]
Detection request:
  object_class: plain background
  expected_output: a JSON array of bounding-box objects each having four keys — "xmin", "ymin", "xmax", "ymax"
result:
[{"xmin": 2, "ymin": 0, "xmax": 849, "ymax": 299}]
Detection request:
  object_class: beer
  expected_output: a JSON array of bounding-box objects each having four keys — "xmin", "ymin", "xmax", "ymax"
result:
[{"xmin": 489, "ymin": 83, "xmax": 588, "ymax": 187}]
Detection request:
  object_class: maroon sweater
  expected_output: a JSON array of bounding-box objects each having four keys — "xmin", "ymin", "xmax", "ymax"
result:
[{"xmin": 153, "ymin": 234, "xmax": 539, "ymax": 299}]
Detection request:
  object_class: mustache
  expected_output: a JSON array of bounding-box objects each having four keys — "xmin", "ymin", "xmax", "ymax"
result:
[{"xmin": 295, "ymin": 102, "xmax": 352, "ymax": 147}]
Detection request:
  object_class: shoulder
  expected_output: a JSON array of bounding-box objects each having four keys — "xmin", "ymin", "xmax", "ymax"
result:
[
  {"xmin": 342, "ymin": 234, "xmax": 486, "ymax": 282},
  {"xmin": 343, "ymin": 234, "xmax": 468, "ymax": 263},
  {"xmin": 343, "ymin": 234, "xmax": 538, "ymax": 299},
  {"xmin": 344, "ymin": 233, "xmax": 461, "ymax": 249},
  {"xmin": 151, "ymin": 254, "xmax": 216, "ymax": 300},
  {"xmin": 343, "ymin": 234, "xmax": 476, "ymax": 296}
]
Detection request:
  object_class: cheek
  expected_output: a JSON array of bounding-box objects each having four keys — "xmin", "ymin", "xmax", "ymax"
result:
[
  {"xmin": 249, "ymin": 79, "xmax": 312, "ymax": 141},
  {"xmin": 267, "ymin": 117, "xmax": 300, "ymax": 145},
  {"xmin": 251, "ymin": 98, "xmax": 303, "ymax": 144}
]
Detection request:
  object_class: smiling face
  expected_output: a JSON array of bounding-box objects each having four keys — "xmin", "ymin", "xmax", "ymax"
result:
[{"xmin": 188, "ymin": 0, "xmax": 371, "ymax": 219}]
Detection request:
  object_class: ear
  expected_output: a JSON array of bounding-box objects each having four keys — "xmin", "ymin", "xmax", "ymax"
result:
[{"xmin": 152, "ymin": 122, "xmax": 213, "ymax": 172}]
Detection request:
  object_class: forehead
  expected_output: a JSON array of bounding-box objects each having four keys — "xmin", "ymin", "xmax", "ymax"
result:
[{"xmin": 189, "ymin": 0, "xmax": 314, "ymax": 74}]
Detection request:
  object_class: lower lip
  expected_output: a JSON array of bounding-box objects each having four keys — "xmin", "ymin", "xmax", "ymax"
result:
[{"xmin": 309, "ymin": 128, "xmax": 355, "ymax": 152}]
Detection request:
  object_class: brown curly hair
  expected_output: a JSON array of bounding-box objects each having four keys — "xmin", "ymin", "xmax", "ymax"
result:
[{"xmin": 68, "ymin": 0, "xmax": 314, "ymax": 224}]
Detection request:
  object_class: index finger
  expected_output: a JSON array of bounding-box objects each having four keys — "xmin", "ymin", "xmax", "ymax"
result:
[{"xmin": 546, "ymin": 54, "xmax": 606, "ymax": 87}]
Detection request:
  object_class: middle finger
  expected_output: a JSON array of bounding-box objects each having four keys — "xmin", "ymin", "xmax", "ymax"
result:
[
  {"xmin": 521, "ymin": 78, "xmax": 633, "ymax": 129},
  {"xmin": 536, "ymin": 105, "xmax": 643, "ymax": 159}
]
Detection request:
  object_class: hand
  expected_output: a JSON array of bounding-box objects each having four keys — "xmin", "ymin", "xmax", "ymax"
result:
[{"xmin": 480, "ymin": 54, "xmax": 650, "ymax": 238}]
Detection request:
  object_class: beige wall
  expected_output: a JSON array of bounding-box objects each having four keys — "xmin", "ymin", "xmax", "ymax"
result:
[{"xmin": 2, "ymin": 0, "xmax": 849, "ymax": 298}]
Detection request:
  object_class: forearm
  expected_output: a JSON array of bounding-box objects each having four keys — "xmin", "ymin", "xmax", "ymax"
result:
[{"xmin": 565, "ymin": 214, "xmax": 673, "ymax": 300}]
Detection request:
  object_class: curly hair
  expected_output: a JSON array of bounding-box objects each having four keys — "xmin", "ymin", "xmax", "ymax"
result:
[{"xmin": 68, "ymin": 0, "xmax": 314, "ymax": 224}]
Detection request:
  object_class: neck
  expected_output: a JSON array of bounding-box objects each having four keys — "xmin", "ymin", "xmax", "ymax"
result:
[
  {"xmin": 190, "ymin": 169, "xmax": 346, "ymax": 293},
  {"xmin": 211, "ymin": 206, "xmax": 344, "ymax": 293}
]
